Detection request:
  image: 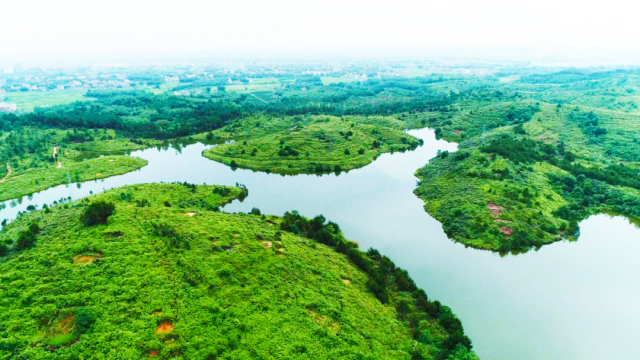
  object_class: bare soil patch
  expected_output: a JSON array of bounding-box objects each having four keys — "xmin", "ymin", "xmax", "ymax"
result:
[
  {"xmin": 147, "ymin": 350, "xmax": 158, "ymax": 357},
  {"xmin": 342, "ymin": 279, "xmax": 351, "ymax": 285},
  {"xmin": 57, "ymin": 315, "xmax": 75, "ymax": 334},
  {"xmin": 150, "ymin": 310, "xmax": 162, "ymax": 316},
  {"xmin": 454, "ymin": 130, "xmax": 461, "ymax": 134},
  {"xmin": 155, "ymin": 322, "xmax": 174, "ymax": 334},
  {"xmin": 184, "ymin": 212, "xmax": 196, "ymax": 217},
  {"xmin": 72, "ymin": 254, "xmax": 101, "ymax": 265},
  {"xmin": 261, "ymin": 241, "xmax": 272, "ymax": 249},
  {"xmin": 487, "ymin": 203, "xmax": 504, "ymax": 217},
  {"xmin": 500, "ymin": 226, "xmax": 514, "ymax": 237}
]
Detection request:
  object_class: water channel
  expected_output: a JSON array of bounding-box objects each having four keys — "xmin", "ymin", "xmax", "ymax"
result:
[{"xmin": 1, "ymin": 128, "xmax": 639, "ymax": 359}]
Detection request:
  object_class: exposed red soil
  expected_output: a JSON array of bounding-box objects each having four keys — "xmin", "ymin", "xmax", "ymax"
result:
[
  {"xmin": 487, "ymin": 203, "xmax": 504, "ymax": 217},
  {"xmin": 454, "ymin": 130, "xmax": 461, "ymax": 134},
  {"xmin": 373, "ymin": 147, "xmax": 379, "ymax": 151},
  {"xmin": 500, "ymin": 227, "xmax": 514, "ymax": 236},
  {"xmin": 155, "ymin": 322, "xmax": 174, "ymax": 334},
  {"xmin": 72, "ymin": 254, "xmax": 102, "ymax": 265},
  {"xmin": 147, "ymin": 350, "xmax": 158, "ymax": 357}
]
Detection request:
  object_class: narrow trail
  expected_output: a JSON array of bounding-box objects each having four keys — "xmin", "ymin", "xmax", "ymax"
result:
[
  {"xmin": 53, "ymin": 146, "xmax": 58, "ymax": 158},
  {"xmin": 57, "ymin": 161, "xmax": 63, "ymax": 169},
  {"xmin": 0, "ymin": 164, "xmax": 11, "ymax": 183},
  {"xmin": 250, "ymin": 94, "xmax": 268, "ymax": 103}
]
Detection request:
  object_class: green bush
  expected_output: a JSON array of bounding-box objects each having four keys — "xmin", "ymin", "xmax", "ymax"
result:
[
  {"xmin": 74, "ymin": 308, "xmax": 96, "ymax": 334},
  {"xmin": 83, "ymin": 201, "xmax": 115, "ymax": 226}
]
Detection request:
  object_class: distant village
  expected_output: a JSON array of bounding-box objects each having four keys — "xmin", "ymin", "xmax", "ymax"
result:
[{"xmin": 0, "ymin": 59, "xmax": 503, "ymax": 112}]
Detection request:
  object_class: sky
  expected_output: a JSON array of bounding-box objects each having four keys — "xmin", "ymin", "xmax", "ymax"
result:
[{"xmin": 2, "ymin": 0, "xmax": 640, "ymax": 58}]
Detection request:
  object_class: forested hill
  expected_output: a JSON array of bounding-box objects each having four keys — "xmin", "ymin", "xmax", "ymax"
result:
[
  {"xmin": 412, "ymin": 70, "xmax": 640, "ymax": 252},
  {"xmin": 0, "ymin": 76, "xmax": 477, "ymax": 139},
  {"xmin": 0, "ymin": 183, "xmax": 477, "ymax": 360}
]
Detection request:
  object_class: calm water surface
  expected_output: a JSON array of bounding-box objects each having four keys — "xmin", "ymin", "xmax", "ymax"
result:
[{"xmin": 1, "ymin": 128, "xmax": 639, "ymax": 359}]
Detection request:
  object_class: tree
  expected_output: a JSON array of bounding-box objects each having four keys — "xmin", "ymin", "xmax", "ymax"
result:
[
  {"xmin": 83, "ymin": 201, "xmax": 115, "ymax": 226},
  {"xmin": 16, "ymin": 222, "xmax": 40, "ymax": 250},
  {"xmin": 250, "ymin": 207, "xmax": 261, "ymax": 215},
  {"xmin": 74, "ymin": 307, "xmax": 96, "ymax": 334}
]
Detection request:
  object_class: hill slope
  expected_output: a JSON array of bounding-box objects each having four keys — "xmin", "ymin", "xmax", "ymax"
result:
[{"xmin": 0, "ymin": 184, "xmax": 476, "ymax": 359}]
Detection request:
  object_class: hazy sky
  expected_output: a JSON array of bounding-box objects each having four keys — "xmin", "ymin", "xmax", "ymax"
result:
[{"xmin": 2, "ymin": 0, "xmax": 639, "ymax": 57}]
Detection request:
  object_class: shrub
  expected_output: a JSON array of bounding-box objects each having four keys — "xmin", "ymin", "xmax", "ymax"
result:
[
  {"xmin": 83, "ymin": 201, "xmax": 115, "ymax": 226},
  {"xmin": 74, "ymin": 308, "xmax": 96, "ymax": 334},
  {"xmin": 16, "ymin": 222, "xmax": 40, "ymax": 250}
]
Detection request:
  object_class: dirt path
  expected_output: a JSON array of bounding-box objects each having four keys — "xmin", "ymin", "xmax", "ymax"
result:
[
  {"xmin": 57, "ymin": 161, "xmax": 63, "ymax": 169},
  {"xmin": 53, "ymin": 146, "xmax": 58, "ymax": 158},
  {"xmin": 250, "ymin": 94, "xmax": 268, "ymax": 103},
  {"xmin": 0, "ymin": 164, "xmax": 11, "ymax": 183}
]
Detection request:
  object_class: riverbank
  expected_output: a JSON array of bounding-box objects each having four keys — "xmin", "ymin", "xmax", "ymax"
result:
[
  {"xmin": 0, "ymin": 156, "xmax": 147, "ymax": 202},
  {"xmin": 0, "ymin": 183, "xmax": 476, "ymax": 359},
  {"xmin": 201, "ymin": 115, "xmax": 423, "ymax": 175}
]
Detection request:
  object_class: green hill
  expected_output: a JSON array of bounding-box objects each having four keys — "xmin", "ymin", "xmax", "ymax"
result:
[
  {"xmin": 201, "ymin": 115, "xmax": 423, "ymax": 175},
  {"xmin": 0, "ymin": 184, "xmax": 476, "ymax": 359},
  {"xmin": 413, "ymin": 98, "xmax": 640, "ymax": 253}
]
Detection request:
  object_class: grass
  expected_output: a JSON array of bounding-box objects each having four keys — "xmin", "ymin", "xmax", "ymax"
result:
[
  {"xmin": 1, "ymin": 90, "xmax": 90, "ymax": 111},
  {"xmin": 201, "ymin": 115, "xmax": 423, "ymax": 174},
  {"xmin": 0, "ymin": 183, "xmax": 477, "ymax": 359},
  {"xmin": 0, "ymin": 156, "xmax": 147, "ymax": 202}
]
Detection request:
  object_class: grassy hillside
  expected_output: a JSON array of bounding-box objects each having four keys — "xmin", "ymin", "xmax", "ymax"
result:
[
  {"xmin": 0, "ymin": 128, "xmax": 155, "ymax": 202},
  {"xmin": 413, "ymin": 97, "xmax": 640, "ymax": 253},
  {"xmin": 202, "ymin": 115, "xmax": 423, "ymax": 174},
  {"xmin": 0, "ymin": 156, "xmax": 147, "ymax": 202},
  {"xmin": 0, "ymin": 184, "xmax": 476, "ymax": 359}
]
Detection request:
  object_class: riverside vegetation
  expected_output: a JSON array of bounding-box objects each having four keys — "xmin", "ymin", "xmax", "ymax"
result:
[
  {"xmin": 0, "ymin": 183, "xmax": 476, "ymax": 359},
  {"xmin": 201, "ymin": 115, "xmax": 423, "ymax": 174},
  {"xmin": 0, "ymin": 128, "xmax": 151, "ymax": 202},
  {"xmin": 3, "ymin": 67, "xmax": 640, "ymax": 253}
]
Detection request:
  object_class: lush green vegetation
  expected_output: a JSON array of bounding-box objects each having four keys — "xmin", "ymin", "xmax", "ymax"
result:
[
  {"xmin": 0, "ymin": 183, "xmax": 476, "ymax": 359},
  {"xmin": 202, "ymin": 115, "xmax": 423, "ymax": 174},
  {"xmin": 413, "ymin": 72, "xmax": 640, "ymax": 252},
  {"xmin": 0, "ymin": 155, "xmax": 147, "ymax": 202}
]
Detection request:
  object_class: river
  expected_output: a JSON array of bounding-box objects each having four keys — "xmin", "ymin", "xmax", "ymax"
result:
[{"xmin": 1, "ymin": 128, "xmax": 639, "ymax": 359}]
